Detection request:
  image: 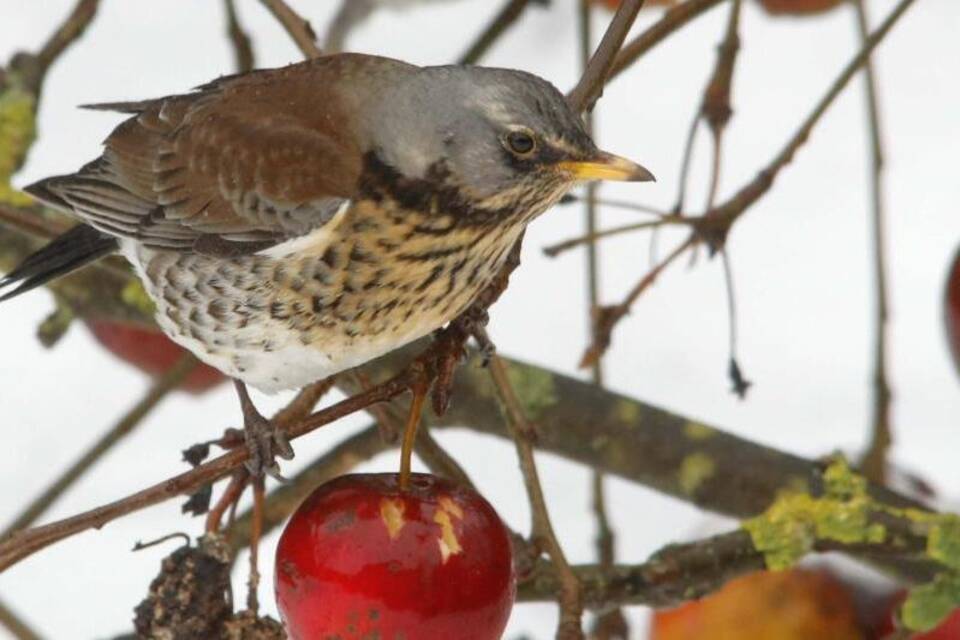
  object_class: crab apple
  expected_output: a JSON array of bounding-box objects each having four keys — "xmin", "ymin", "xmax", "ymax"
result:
[
  {"xmin": 945, "ymin": 246, "xmax": 960, "ymax": 378},
  {"xmin": 649, "ymin": 568, "xmax": 863, "ymax": 640},
  {"xmin": 275, "ymin": 473, "xmax": 515, "ymax": 640},
  {"xmin": 757, "ymin": 0, "xmax": 844, "ymax": 16},
  {"xmin": 85, "ymin": 319, "xmax": 225, "ymax": 394}
]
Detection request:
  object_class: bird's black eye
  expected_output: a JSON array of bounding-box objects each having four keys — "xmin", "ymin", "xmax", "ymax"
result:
[{"xmin": 505, "ymin": 130, "xmax": 537, "ymax": 157}]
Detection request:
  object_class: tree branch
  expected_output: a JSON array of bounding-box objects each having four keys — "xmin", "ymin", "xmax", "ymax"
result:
[
  {"xmin": 1, "ymin": 354, "xmax": 197, "ymax": 537},
  {"xmin": 223, "ymin": 0, "xmax": 255, "ymax": 73},
  {"xmin": 0, "ymin": 597, "xmax": 41, "ymax": 640},
  {"xmin": 567, "ymin": 0, "xmax": 647, "ymax": 112},
  {"xmin": 852, "ymin": 0, "xmax": 893, "ymax": 486},
  {"xmin": 458, "ymin": 0, "xmax": 541, "ymax": 65},
  {"xmin": 258, "ymin": 0, "xmax": 321, "ymax": 59}
]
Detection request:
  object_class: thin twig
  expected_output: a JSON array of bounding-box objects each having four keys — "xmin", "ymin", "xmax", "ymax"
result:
[
  {"xmin": 223, "ymin": 0, "xmax": 255, "ymax": 73},
  {"xmin": 1, "ymin": 354, "xmax": 197, "ymax": 537},
  {"xmin": 259, "ymin": 0, "xmax": 322, "ymax": 59},
  {"xmin": 31, "ymin": 0, "xmax": 100, "ymax": 89},
  {"xmin": 703, "ymin": 0, "xmax": 917, "ymax": 234},
  {"xmin": 582, "ymin": 0, "xmax": 918, "ymax": 366},
  {"xmin": 609, "ymin": 0, "xmax": 727, "ymax": 83},
  {"xmin": 0, "ymin": 597, "xmax": 41, "ymax": 640},
  {"xmin": 226, "ymin": 424, "xmax": 388, "ymax": 553},
  {"xmin": 0, "ymin": 372, "xmax": 410, "ymax": 572},
  {"xmin": 567, "ymin": 0, "xmax": 647, "ymax": 113},
  {"xmin": 205, "ymin": 471, "xmax": 249, "ymax": 534},
  {"xmin": 458, "ymin": 0, "xmax": 539, "ymax": 65},
  {"xmin": 853, "ymin": 0, "xmax": 892, "ymax": 485},
  {"xmin": 246, "ymin": 477, "xmax": 265, "ymax": 613},
  {"xmin": 581, "ymin": 236, "xmax": 695, "ymax": 368},
  {"xmin": 489, "ymin": 355, "xmax": 584, "ymax": 639},
  {"xmin": 543, "ymin": 217, "xmax": 687, "ymax": 257},
  {"xmin": 560, "ymin": 193, "xmax": 670, "ymax": 216},
  {"xmin": 578, "ymin": 3, "xmax": 628, "ymax": 635}
]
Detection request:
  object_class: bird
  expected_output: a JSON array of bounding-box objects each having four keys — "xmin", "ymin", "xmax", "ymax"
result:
[{"xmin": 0, "ymin": 53, "xmax": 653, "ymax": 478}]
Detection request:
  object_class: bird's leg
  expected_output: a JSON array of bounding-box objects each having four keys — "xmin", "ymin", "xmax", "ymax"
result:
[
  {"xmin": 398, "ymin": 369, "xmax": 430, "ymax": 492},
  {"xmin": 233, "ymin": 380, "xmax": 294, "ymax": 480}
]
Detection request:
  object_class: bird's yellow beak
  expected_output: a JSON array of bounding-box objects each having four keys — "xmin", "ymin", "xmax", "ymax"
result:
[{"xmin": 557, "ymin": 151, "xmax": 655, "ymax": 183}]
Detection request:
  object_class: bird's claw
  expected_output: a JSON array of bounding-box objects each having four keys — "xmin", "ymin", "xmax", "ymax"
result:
[{"xmin": 242, "ymin": 413, "xmax": 294, "ymax": 481}]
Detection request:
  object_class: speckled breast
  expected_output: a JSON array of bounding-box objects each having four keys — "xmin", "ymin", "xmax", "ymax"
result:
[{"xmin": 125, "ymin": 201, "xmax": 527, "ymax": 392}]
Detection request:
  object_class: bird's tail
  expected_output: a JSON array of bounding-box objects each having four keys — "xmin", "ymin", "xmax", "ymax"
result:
[{"xmin": 0, "ymin": 222, "xmax": 118, "ymax": 303}]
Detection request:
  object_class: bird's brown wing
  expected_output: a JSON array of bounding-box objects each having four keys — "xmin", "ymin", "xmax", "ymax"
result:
[{"xmin": 29, "ymin": 61, "xmax": 366, "ymax": 256}]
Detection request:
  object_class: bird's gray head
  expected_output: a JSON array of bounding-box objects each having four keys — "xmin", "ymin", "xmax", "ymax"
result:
[{"xmin": 357, "ymin": 64, "xmax": 653, "ymax": 221}]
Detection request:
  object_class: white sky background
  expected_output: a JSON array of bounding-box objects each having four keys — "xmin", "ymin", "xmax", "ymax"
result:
[{"xmin": 1, "ymin": 0, "xmax": 959, "ymax": 638}]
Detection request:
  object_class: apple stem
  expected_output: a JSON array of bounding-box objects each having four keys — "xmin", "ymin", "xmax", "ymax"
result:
[{"xmin": 398, "ymin": 377, "xmax": 429, "ymax": 492}]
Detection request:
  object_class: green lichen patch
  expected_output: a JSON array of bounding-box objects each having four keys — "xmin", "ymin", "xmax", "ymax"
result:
[
  {"xmin": 742, "ymin": 458, "xmax": 886, "ymax": 570},
  {"xmin": 0, "ymin": 81, "xmax": 37, "ymax": 206},
  {"xmin": 679, "ymin": 452, "xmax": 716, "ymax": 497},
  {"xmin": 614, "ymin": 399, "xmax": 640, "ymax": 425},
  {"xmin": 928, "ymin": 516, "xmax": 960, "ymax": 570},
  {"xmin": 506, "ymin": 363, "xmax": 557, "ymax": 421},
  {"xmin": 902, "ymin": 572, "xmax": 960, "ymax": 632},
  {"xmin": 683, "ymin": 421, "xmax": 715, "ymax": 441}
]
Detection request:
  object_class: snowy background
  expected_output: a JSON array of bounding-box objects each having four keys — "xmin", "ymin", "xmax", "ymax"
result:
[{"xmin": 1, "ymin": 0, "xmax": 958, "ymax": 637}]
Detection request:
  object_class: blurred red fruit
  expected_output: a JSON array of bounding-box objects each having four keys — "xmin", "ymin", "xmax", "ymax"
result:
[
  {"xmin": 945, "ymin": 247, "xmax": 960, "ymax": 378},
  {"xmin": 649, "ymin": 568, "xmax": 863, "ymax": 639},
  {"xmin": 86, "ymin": 319, "xmax": 224, "ymax": 394},
  {"xmin": 275, "ymin": 473, "xmax": 515, "ymax": 640}
]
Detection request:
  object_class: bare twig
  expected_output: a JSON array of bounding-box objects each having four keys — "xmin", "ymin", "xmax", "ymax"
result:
[
  {"xmin": 205, "ymin": 471, "xmax": 249, "ymax": 534},
  {"xmin": 560, "ymin": 193, "xmax": 670, "ymax": 216},
  {"xmin": 581, "ymin": 0, "xmax": 917, "ymax": 367},
  {"xmin": 259, "ymin": 0, "xmax": 321, "ymax": 59},
  {"xmin": 0, "ymin": 597, "xmax": 41, "ymax": 640},
  {"xmin": 0, "ymin": 373, "xmax": 410, "ymax": 572},
  {"xmin": 609, "ymin": 0, "xmax": 727, "ymax": 83},
  {"xmin": 1, "ymin": 354, "xmax": 197, "ymax": 537},
  {"xmin": 578, "ymin": 3, "xmax": 627, "ymax": 636},
  {"xmin": 459, "ymin": 0, "xmax": 540, "ymax": 65},
  {"xmin": 567, "ymin": 0, "xmax": 647, "ymax": 113},
  {"xmin": 489, "ymin": 355, "xmax": 584, "ymax": 639},
  {"xmin": 581, "ymin": 236, "xmax": 695, "ymax": 368},
  {"xmin": 852, "ymin": 0, "xmax": 893, "ymax": 485},
  {"xmin": 543, "ymin": 217, "xmax": 688, "ymax": 257},
  {"xmin": 223, "ymin": 0, "xmax": 255, "ymax": 73},
  {"xmin": 31, "ymin": 0, "xmax": 100, "ymax": 90},
  {"xmin": 246, "ymin": 477, "xmax": 265, "ymax": 612},
  {"xmin": 226, "ymin": 424, "xmax": 388, "ymax": 553},
  {"xmin": 703, "ymin": 0, "xmax": 917, "ymax": 235}
]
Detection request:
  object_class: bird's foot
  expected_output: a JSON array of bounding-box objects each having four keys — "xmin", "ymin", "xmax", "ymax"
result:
[
  {"xmin": 234, "ymin": 380, "xmax": 294, "ymax": 480},
  {"xmin": 242, "ymin": 411, "xmax": 294, "ymax": 480}
]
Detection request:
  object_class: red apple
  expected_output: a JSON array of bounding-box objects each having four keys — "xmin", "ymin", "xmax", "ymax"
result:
[
  {"xmin": 945, "ymin": 246, "xmax": 960, "ymax": 378},
  {"xmin": 85, "ymin": 319, "xmax": 224, "ymax": 394},
  {"xmin": 275, "ymin": 473, "xmax": 515, "ymax": 640},
  {"xmin": 875, "ymin": 591, "xmax": 960, "ymax": 639},
  {"xmin": 757, "ymin": 0, "xmax": 845, "ymax": 16},
  {"xmin": 650, "ymin": 568, "xmax": 863, "ymax": 639}
]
